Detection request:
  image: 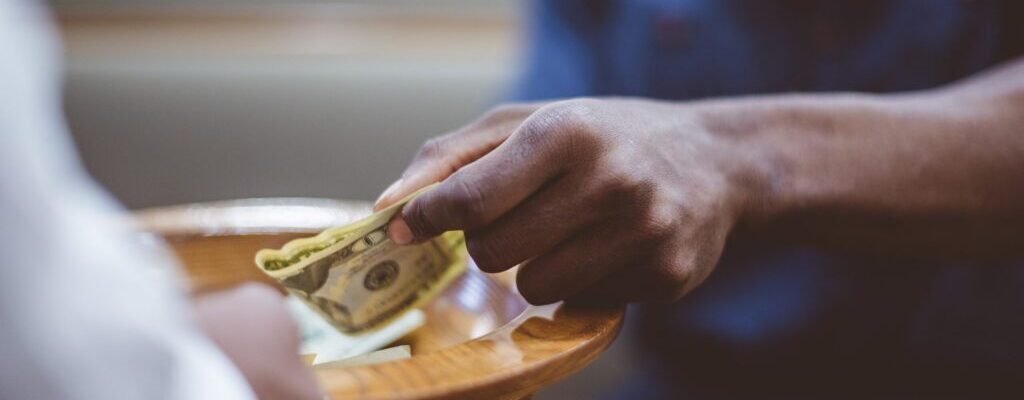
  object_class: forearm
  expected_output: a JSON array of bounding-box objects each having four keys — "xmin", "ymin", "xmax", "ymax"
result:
[{"xmin": 700, "ymin": 59, "xmax": 1024, "ymax": 258}]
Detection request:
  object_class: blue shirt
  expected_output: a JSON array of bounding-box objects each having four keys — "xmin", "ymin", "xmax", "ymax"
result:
[
  {"xmin": 515, "ymin": 1, "xmax": 1024, "ymax": 397},
  {"xmin": 516, "ymin": 0, "xmax": 1019, "ymax": 100}
]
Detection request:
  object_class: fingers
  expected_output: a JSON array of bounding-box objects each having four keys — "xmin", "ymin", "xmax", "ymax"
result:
[
  {"xmin": 570, "ymin": 236, "xmax": 719, "ymax": 305},
  {"xmin": 570, "ymin": 266, "xmax": 682, "ymax": 305},
  {"xmin": 194, "ymin": 283, "xmax": 323, "ymax": 400},
  {"xmin": 396, "ymin": 111, "xmax": 576, "ymax": 242},
  {"xmin": 514, "ymin": 222, "xmax": 642, "ymax": 305},
  {"xmin": 568, "ymin": 269, "xmax": 651, "ymax": 305},
  {"xmin": 463, "ymin": 172, "xmax": 608, "ymax": 273},
  {"xmin": 194, "ymin": 283, "xmax": 291, "ymax": 341},
  {"xmin": 374, "ymin": 103, "xmax": 542, "ymax": 211}
]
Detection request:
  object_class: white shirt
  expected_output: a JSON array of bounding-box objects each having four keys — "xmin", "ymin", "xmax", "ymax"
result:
[{"xmin": 0, "ymin": 1, "xmax": 255, "ymax": 399}]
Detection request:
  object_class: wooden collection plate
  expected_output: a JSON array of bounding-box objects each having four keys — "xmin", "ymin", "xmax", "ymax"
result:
[{"xmin": 134, "ymin": 198, "xmax": 625, "ymax": 400}]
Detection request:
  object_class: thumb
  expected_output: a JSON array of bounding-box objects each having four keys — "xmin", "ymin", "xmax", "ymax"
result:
[{"xmin": 373, "ymin": 103, "xmax": 543, "ymax": 211}]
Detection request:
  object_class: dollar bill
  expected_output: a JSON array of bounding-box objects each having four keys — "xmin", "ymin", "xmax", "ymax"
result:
[
  {"xmin": 287, "ymin": 295, "xmax": 422, "ymax": 365},
  {"xmin": 255, "ymin": 184, "xmax": 466, "ymax": 334},
  {"xmin": 315, "ymin": 345, "xmax": 412, "ymax": 369}
]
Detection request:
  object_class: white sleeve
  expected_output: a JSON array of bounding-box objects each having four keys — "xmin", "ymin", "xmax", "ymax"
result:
[{"xmin": 0, "ymin": 1, "xmax": 256, "ymax": 399}]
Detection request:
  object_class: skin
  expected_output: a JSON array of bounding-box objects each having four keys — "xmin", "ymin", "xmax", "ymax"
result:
[
  {"xmin": 194, "ymin": 283, "xmax": 322, "ymax": 400},
  {"xmin": 374, "ymin": 57, "xmax": 1024, "ymax": 306}
]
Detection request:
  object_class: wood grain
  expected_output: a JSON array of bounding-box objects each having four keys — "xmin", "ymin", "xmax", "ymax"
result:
[{"xmin": 135, "ymin": 198, "xmax": 625, "ymax": 399}]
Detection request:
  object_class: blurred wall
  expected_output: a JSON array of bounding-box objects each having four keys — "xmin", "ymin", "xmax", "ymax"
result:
[
  {"xmin": 52, "ymin": 0, "xmax": 513, "ymax": 9},
  {"xmin": 60, "ymin": 3, "xmax": 517, "ymax": 208}
]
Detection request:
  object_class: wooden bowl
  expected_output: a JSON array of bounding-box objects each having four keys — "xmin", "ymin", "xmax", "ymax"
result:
[{"xmin": 135, "ymin": 198, "xmax": 625, "ymax": 400}]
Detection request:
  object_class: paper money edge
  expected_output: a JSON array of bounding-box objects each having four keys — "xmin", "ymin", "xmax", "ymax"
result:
[
  {"xmin": 288, "ymin": 294, "xmax": 425, "ymax": 365},
  {"xmin": 314, "ymin": 345, "xmax": 412, "ymax": 369},
  {"xmin": 253, "ymin": 183, "xmax": 468, "ymax": 334},
  {"xmin": 255, "ymin": 183, "xmax": 438, "ymax": 277},
  {"xmin": 297, "ymin": 232, "xmax": 467, "ymax": 335}
]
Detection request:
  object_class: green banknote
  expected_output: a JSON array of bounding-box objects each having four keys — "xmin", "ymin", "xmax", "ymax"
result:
[{"xmin": 256, "ymin": 184, "xmax": 466, "ymax": 334}]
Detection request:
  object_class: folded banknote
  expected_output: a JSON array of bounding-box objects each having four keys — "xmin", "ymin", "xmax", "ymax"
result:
[
  {"xmin": 287, "ymin": 295, "xmax": 421, "ymax": 365},
  {"xmin": 255, "ymin": 184, "xmax": 466, "ymax": 334}
]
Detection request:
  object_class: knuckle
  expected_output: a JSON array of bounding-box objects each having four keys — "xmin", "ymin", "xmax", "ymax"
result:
[
  {"xmin": 597, "ymin": 169, "xmax": 682, "ymax": 244},
  {"xmin": 647, "ymin": 266, "xmax": 691, "ymax": 303},
  {"xmin": 481, "ymin": 103, "xmax": 524, "ymax": 123},
  {"xmin": 601, "ymin": 172, "xmax": 665, "ymax": 223},
  {"xmin": 601, "ymin": 168, "xmax": 644, "ymax": 199},
  {"xmin": 558, "ymin": 98, "xmax": 599, "ymax": 121},
  {"xmin": 472, "ymin": 103, "xmax": 536, "ymax": 130},
  {"xmin": 514, "ymin": 118, "xmax": 550, "ymax": 149},
  {"xmin": 544, "ymin": 99, "xmax": 600, "ymax": 135},
  {"xmin": 636, "ymin": 200, "xmax": 680, "ymax": 241},
  {"xmin": 646, "ymin": 248, "xmax": 703, "ymax": 303},
  {"xmin": 445, "ymin": 175, "xmax": 489, "ymax": 227},
  {"xmin": 414, "ymin": 136, "xmax": 448, "ymax": 160},
  {"xmin": 515, "ymin": 99, "xmax": 606, "ymax": 161},
  {"xmin": 401, "ymin": 200, "xmax": 437, "ymax": 238}
]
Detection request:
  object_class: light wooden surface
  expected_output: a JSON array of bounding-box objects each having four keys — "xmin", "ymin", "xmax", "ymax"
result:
[
  {"xmin": 57, "ymin": 6, "xmax": 515, "ymax": 60},
  {"xmin": 135, "ymin": 198, "xmax": 625, "ymax": 399}
]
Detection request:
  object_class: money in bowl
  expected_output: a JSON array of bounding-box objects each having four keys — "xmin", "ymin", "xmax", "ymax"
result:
[{"xmin": 134, "ymin": 197, "xmax": 625, "ymax": 400}]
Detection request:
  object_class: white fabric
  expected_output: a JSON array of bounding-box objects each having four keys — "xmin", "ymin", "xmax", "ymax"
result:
[{"xmin": 0, "ymin": 1, "xmax": 255, "ymax": 399}]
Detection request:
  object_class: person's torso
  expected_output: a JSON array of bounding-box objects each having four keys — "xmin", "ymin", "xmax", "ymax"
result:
[
  {"xmin": 516, "ymin": 0, "xmax": 1023, "ymax": 100},
  {"xmin": 516, "ymin": 1, "xmax": 1024, "ymax": 397}
]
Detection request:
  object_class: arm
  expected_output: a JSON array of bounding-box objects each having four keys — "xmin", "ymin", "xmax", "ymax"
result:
[
  {"xmin": 700, "ymin": 59, "xmax": 1024, "ymax": 258},
  {"xmin": 375, "ymin": 58, "xmax": 1024, "ymax": 305}
]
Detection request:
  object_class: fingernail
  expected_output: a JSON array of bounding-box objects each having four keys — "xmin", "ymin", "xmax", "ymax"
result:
[
  {"xmin": 389, "ymin": 218, "xmax": 413, "ymax": 245},
  {"xmin": 374, "ymin": 178, "xmax": 404, "ymax": 210}
]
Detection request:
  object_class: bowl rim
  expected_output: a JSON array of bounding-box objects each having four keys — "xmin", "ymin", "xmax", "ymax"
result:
[{"xmin": 134, "ymin": 198, "xmax": 625, "ymax": 400}]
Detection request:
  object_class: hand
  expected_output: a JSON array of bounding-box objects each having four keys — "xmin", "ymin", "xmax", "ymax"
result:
[
  {"xmin": 194, "ymin": 283, "xmax": 322, "ymax": 400},
  {"xmin": 375, "ymin": 98, "xmax": 762, "ymax": 305}
]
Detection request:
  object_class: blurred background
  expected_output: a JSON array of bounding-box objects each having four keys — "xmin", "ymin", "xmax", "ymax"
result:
[
  {"xmin": 55, "ymin": 0, "xmax": 636, "ymax": 398},
  {"xmin": 58, "ymin": 0, "xmax": 516, "ymax": 207}
]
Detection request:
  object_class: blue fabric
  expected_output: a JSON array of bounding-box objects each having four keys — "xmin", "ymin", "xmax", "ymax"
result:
[
  {"xmin": 515, "ymin": 0, "xmax": 1003, "ymax": 101},
  {"xmin": 514, "ymin": 0, "xmax": 1024, "ymax": 397}
]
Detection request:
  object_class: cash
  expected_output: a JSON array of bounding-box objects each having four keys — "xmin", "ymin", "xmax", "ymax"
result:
[
  {"xmin": 315, "ymin": 345, "xmax": 412, "ymax": 369},
  {"xmin": 287, "ymin": 295, "xmax": 421, "ymax": 365},
  {"xmin": 255, "ymin": 184, "xmax": 466, "ymax": 334}
]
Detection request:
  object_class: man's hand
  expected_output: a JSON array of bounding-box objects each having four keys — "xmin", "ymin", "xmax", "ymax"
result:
[
  {"xmin": 377, "ymin": 56, "xmax": 1024, "ymax": 304},
  {"xmin": 194, "ymin": 283, "xmax": 322, "ymax": 400},
  {"xmin": 375, "ymin": 99, "xmax": 763, "ymax": 305}
]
